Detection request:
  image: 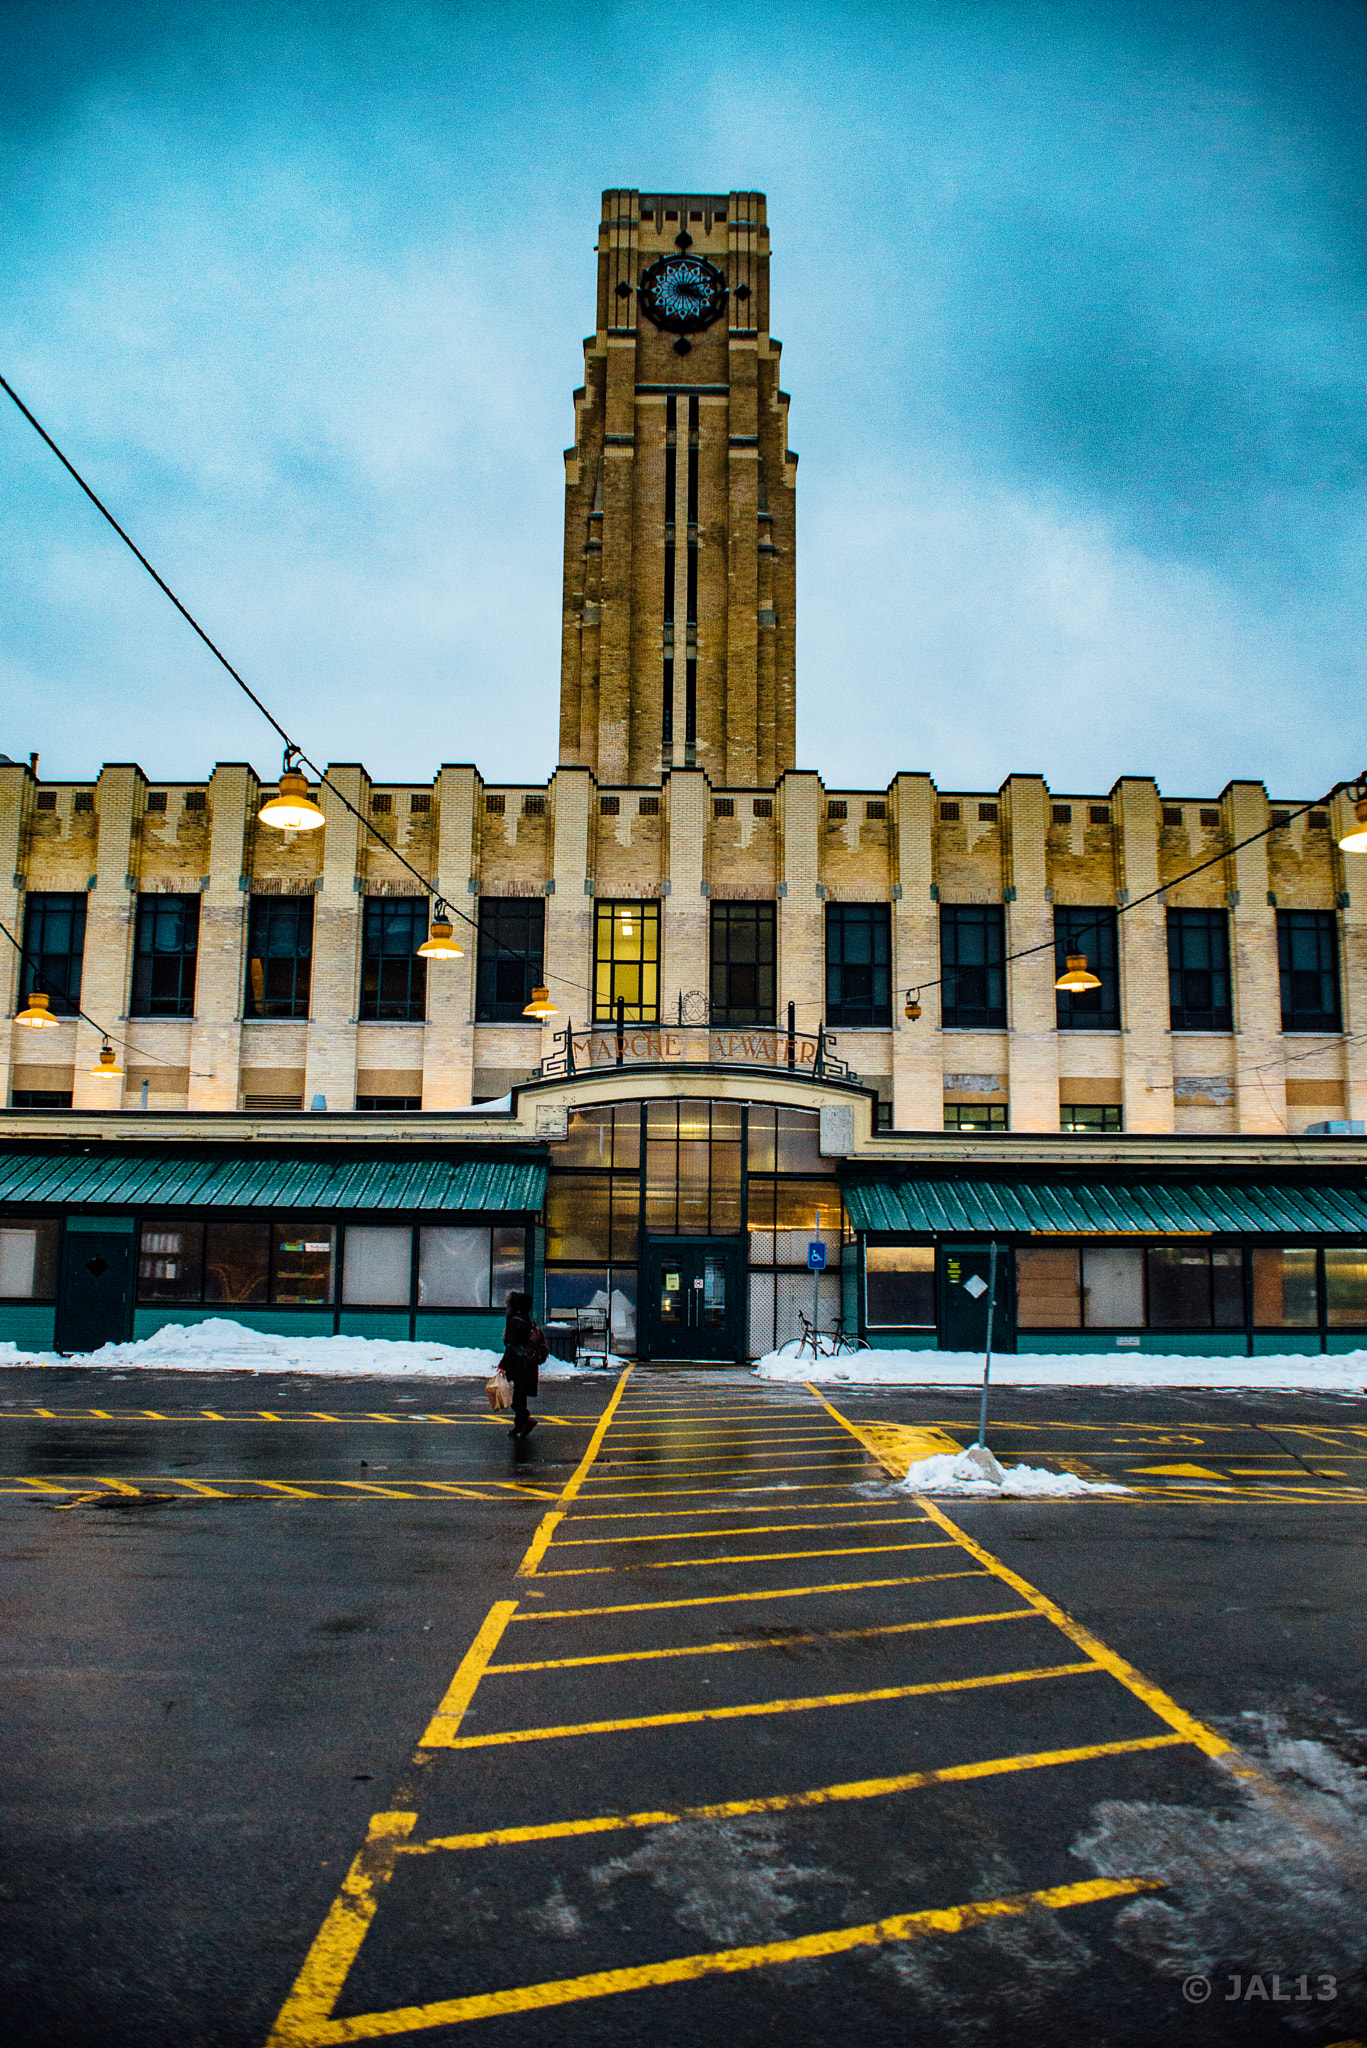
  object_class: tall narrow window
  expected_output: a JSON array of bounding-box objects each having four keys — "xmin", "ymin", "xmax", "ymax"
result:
[
  {"xmin": 131, "ymin": 893, "xmax": 199, "ymax": 1017},
  {"xmin": 593, "ymin": 901, "xmax": 659, "ymax": 1023},
  {"xmin": 1166, "ymin": 909, "xmax": 1231, "ymax": 1031},
  {"xmin": 19, "ymin": 892, "xmax": 86, "ymax": 1015},
  {"xmin": 663, "ymin": 394, "xmax": 676, "ymax": 749},
  {"xmin": 825, "ymin": 903, "xmax": 891, "ymax": 1026},
  {"xmin": 246, "ymin": 895, "xmax": 313, "ymax": 1019},
  {"xmin": 475, "ymin": 898, "xmax": 546, "ymax": 1022},
  {"xmin": 1277, "ymin": 910, "xmax": 1341, "ymax": 1033},
  {"xmin": 1054, "ymin": 906, "xmax": 1119, "ymax": 1030},
  {"xmin": 710, "ymin": 902, "xmax": 776, "ymax": 1026},
  {"xmin": 360, "ymin": 898, "xmax": 428, "ymax": 1022},
  {"xmin": 939, "ymin": 904, "xmax": 1006, "ymax": 1028},
  {"xmin": 686, "ymin": 394, "xmax": 699, "ymax": 755}
]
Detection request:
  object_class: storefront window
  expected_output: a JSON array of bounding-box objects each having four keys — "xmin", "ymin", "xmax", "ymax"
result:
[
  {"xmin": 1147, "ymin": 1246, "xmax": 1243, "ymax": 1328},
  {"xmin": 491, "ymin": 1226, "xmax": 527, "ymax": 1305},
  {"xmin": 1017, "ymin": 1247, "xmax": 1082, "ymax": 1327},
  {"xmin": 545, "ymin": 1266, "xmax": 637, "ymax": 1352},
  {"xmin": 272, "ymin": 1224, "xmax": 335, "ymax": 1306},
  {"xmin": 418, "ymin": 1227, "xmax": 492, "ymax": 1307},
  {"xmin": 138, "ymin": 1223, "xmax": 205, "ymax": 1303},
  {"xmin": 0, "ymin": 1220, "xmax": 59, "ymax": 1298},
  {"xmin": 865, "ymin": 1245, "xmax": 935, "ymax": 1328},
  {"xmin": 1082, "ymin": 1247, "xmax": 1144, "ymax": 1327},
  {"xmin": 343, "ymin": 1226, "xmax": 411, "ymax": 1306},
  {"xmin": 205, "ymin": 1221, "xmax": 270, "ymax": 1305},
  {"xmin": 1324, "ymin": 1248, "xmax": 1367, "ymax": 1327},
  {"xmin": 1252, "ymin": 1247, "xmax": 1318, "ymax": 1327}
]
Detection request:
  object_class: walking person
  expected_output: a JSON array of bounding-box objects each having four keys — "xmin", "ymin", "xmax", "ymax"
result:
[{"xmin": 500, "ymin": 1289, "xmax": 538, "ymax": 1442}]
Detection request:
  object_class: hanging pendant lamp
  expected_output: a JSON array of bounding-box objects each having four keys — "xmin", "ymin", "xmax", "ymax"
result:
[
  {"xmin": 90, "ymin": 1039, "xmax": 123, "ymax": 1077},
  {"xmin": 522, "ymin": 985, "xmax": 558, "ymax": 1018},
  {"xmin": 417, "ymin": 900, "xmax": 463, "ymax": 958},
  {"xmin": 1055, "ymin": 953, "xmax": 1102, "ymax": 992},
  {"xmin": 259, "ymin": 747, "xmax": 325, "ymax": 831},
  {"xmin": 15, "ymin": 991, "xmax": 60, "ymax": 1028},
  {"xmin": 1338, "ymin": 796, "xmax": 1367, "ymax": 853}
]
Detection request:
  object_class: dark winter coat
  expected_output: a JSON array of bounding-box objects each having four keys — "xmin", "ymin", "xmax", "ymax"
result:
[{"xmin": 500, "ymin": 1312, "xmax": 538, "ymax": 1397}]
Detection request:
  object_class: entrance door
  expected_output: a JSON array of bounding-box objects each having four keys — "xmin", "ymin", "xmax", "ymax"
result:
[
  {"xmin": 940, "ymin": 1242, "xmax": 1015, "ymax": 1354},
  {"xmin": 56, "ymin": 1224, "xmax": 135, "ymax": 1354},
  {"xmin": 642, "ymin": 1238, "xmax": 744, "ymax": 1363}
]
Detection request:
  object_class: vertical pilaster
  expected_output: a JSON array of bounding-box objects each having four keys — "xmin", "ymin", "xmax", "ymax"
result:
[
  {"xmin": 0, "ymin": 761, "xmax": 29, "ymax": 1110},
  {"xmin": 186, "ymin": 764, "xmax": 254, "ymax": 1111},
  {"xmin": 1114, "ymin": 778, "xmax": 1174, "ymax": 1133},
  {"xmin": 303, "ymin": 765, "xmax": 366, "ymax": 1112},
  {"xmin": 890, "ymin": 774, "xmax": 941, "ymax": 1131},
  {"xmin": 79, "ymin": 766, "xmax": 144, "ymax": 1106},
  {"xmin": 1334, "ymin": 786, "xmax": 1367, "ymax": 1123},
  {"xmin": 725, "ymin": 343, "xmax": 759, "ymax": 787},
  {"xmin": 777, "ymin": 772, "xmax": 824, "ymax": 1036},
  {"xmin": 1002, "ymin": 776, "xmax": 1056, "ymax": 1132},
  {"xmin": 422, "ymin": 767, "xmax": 478, "ymax": 1108},
  {"xmin": 542, "ymin": 768, "xmax": 595, "ymax": 1045},
  {"xmin": 1226, "ymin": 780, "xmax": 1284, "ymax": 1133},
  {"xmin": 661, "ymin": 770, "xmax": 708, "ymax": 1021}
]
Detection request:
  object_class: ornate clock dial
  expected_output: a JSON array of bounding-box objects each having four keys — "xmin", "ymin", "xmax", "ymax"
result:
[{"xmin": 638, "ymin": 253, "xmax": 729, "ymax": 335}]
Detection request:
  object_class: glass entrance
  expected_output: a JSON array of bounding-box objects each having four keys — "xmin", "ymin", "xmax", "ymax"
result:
[{"xmin": 642, "ymin": 1238, "xmax": 743, "ymax": 1363}]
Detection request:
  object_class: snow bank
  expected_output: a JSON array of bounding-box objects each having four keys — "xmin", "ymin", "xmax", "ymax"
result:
[
  {"xmin": 755, "ymin": 1345, "xmax": 1367, "ymax": 1394},
  {"xmin": 897, "ymin": 1447, "xmax": 1129, "ymax": 1498},
  {"xmin": 0, "ymin": 1317, "xmax": 586, "ymax": 1380}
]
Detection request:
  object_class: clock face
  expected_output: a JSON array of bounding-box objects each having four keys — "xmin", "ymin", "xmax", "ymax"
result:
[{"xmin": 638, "ymin": 253, "xmax": 729, "ymax": 335}]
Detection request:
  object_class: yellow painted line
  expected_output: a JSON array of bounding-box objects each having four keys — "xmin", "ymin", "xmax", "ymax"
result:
[
  {"xmin": 408, "ymin": 1732, "xmax": 1188, "ymax": 1854},
  {"xmin": 418, "ymin": 1601, "xmax": 520, "ymax": 1747},
  {"xmin": 580, "ymin": 1463, "xmax": 865, "ymax": 1486},
  {"xmin": 518, "ymin": 1568, "xmax": 987, "ymax": 1622},
  {"xmin": 173, "ymin": 1478, "xmax": 234, "ymax": 1498},
  {"xmin": 487, "ymin": 1608, "xmax": 1037, "ymax": 1675},
  {"xmin": 308, "ymin": 1412, "xmax": 343, "ymax": 1421},
  {"xmin": 93, "ymin": 1476, "xmax": 139, "ymax": 1494},
  {"xmin": 16, "ymin": 1476, "xmax": 71, "ymax": 1492},
  {"xmin": 264, "ymin": 1810, "xmax": 417, "ymax": 2047},
  {"xmin": 341, "ymin": 1483, "xmax": 418, "ymax": 1499},
  {"xmin": 574, "ymin": 1481, "xmax": 858, "ymax": 1503},
  {"xmin": 565, "ymin": 1498, "xmax": 879, "ymax": 1523},
  {"xmin": 201, "ymin": 1410, "xmax": 226, "ymax": 1419},
  {"xmin": 535, "ymin": 1538, "xmax": 958, "ymax": 1579},
  {"xmin": 427, "ymin": 1660, "xmax": 1101, "ymax": 1751},
  {"xmin": 584, "ymin": 1450, "xmax": 863, "ymax": 1472},
  {"xmin": 270, "ymin": 1876, "xmax": 1160, "ymax": 2041},
  {"xmin": 256, "ymin": 1480, "xmax": 324, "ymax": 1498},
  {"xmin": 554, "ymin": 1515, "xmax": 932, "ymax": 1548},
  {"xmin": 88, "ymin": 1409, "xmax": 111, "ymax": 1419},
  {"xmin": 140, "ymin": 1409, "xmax": 167, "ymax": 1419},
  {"xmin": 517, "ymin": 1367, "xmax": 634, "ymax": 1578},
  {"xmin": 32, "ymin": 1407, "xmax": 55, "ymax": 1417},
  {"xmin": 1128, "ymin": 1463, "xmax": 1227, "ymax": 1478},
  {"xmin": 802, "ymin": 1386, "xmax": 962, "ymax": 1475}
]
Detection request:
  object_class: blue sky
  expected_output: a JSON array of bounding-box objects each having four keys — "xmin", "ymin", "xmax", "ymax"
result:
[{"xmin": 1, "ymin": 0, "xmax": 1363, "ymax": 797}]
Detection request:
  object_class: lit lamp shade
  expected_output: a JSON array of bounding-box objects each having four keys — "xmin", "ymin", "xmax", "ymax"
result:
[
  {"xmin": 15, "ymin": 991, "xmax": 60, "ymax": 1029},
  {"xmin": 416, "ymin": 915, "xmax": 463, "ymax": 959},
  {"xmin": 1055, "ymin": 953, "xmax": 1102, "ymax": 992},
  {"xmin": 90, "ymin": 1040, "xmax": 123, "ymax": 1077},
  {"xmin": 523, "ymin": 984, "xmax": 558, "ymax": 1019},
  {"xmin": 259, "ymin": 769, "xmax": 325, "ymax": 831},
  {"xmin": 1338, "ymin": 798, "xmax": 1367, "ymax": 853},
  {"xmin": 904, "ymin": 994, "xmax": 922, "ymax": 1021}
]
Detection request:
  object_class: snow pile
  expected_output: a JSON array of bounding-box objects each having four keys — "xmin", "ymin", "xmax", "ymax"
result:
[
  {"xmin": 0, "ymin": 1316, "xmax": 585, "ymax": 1380},
  {"xmin": 755, "ymin": 1346, "xmax": 1367, "ymax": 1394},
  {"xmin": 898, "ymin": 1445, "xmax": 1129, "ymax": 1498}
]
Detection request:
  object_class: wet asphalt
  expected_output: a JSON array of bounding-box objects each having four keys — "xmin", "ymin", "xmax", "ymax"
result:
[{"xmin": 0, "ymin": 1366, "xmax": 1363, "ymax": 2048}]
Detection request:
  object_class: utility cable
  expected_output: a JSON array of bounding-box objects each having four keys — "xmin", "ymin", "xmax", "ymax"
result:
[
  {"xmin": 0, "ymin": 373, "xmax": 593, "ymax": 1003},
  {"xmin": 0, "ymin": 914, "xmax": 217, "ymax": 1079}
]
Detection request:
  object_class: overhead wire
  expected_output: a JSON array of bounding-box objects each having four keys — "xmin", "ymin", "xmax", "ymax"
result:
[
  {"xmin": 0, "ymin": 372, "xmax": 594, "ymax": 1005},
  {"xmin": 0, "ymin": 914, "xmax": 218, "ymax": 1079}
]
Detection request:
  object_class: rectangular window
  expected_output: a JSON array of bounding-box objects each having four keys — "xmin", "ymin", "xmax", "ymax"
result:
[
  {"xmin": 342, "ymin": 1226, "xmax": 411, "ymax": 1306},
  {"xmin": 475, "ymin": 897, "xmax": 546, "ymax": 1023},
  {"xmin": 272, "ymin": 1224, "xmax": 335, "ymax": 1306},
  {"xmin": 193, "ymin": 1219, "xmax": 339, "ymax": 1308},
  {"xmin": 1167, "ymin": 908, "xmax": 1232, "ymax": 1031},
  {"xmin": 1054, "ymin": 907, "xmax": 1119, "ymax": 1031},
  {"xmin": 825, "ymin": 903, "xmax": 891, "ymax": 1027},
  {"xmin": 20, "ymin": 892, "xmax": 87, "ymax": 1016},
  {"xmin": 1325, "ymin": 1248, "xmax": 1367, "ymax": 1327},
  {"xmin": 1252, "ymin": 1246, "xmax": 1318, "ymax": 1327},
  {"xmin": 11, "ymin": 1091, "xmax": 72, "ymax": 1108},
  {"xmin": 865, "ymin": 1245, "xmax": 935, "ymax": 1328},
  {"xmin": 643, "ymin": 1097, "xmax": 744, "ymax": 1236},
  {"xmin": 138, "ymin": 1223, "xmax": 205, "ymax": 1303},
  {"xmin": 416, "ymin": 1225, "xmax": 525, "ymax": 1307},
  {"xmin": 710, "ymin": 902, "xmax": 776, "ymax": 1025},
  {"xmin": 939, "ymin": 904, "xmax": 1006, "ymax": 1028},
  {"xmin": 355, "ymin": 1096, "xmax": 422, "ymax": 1110},
  {"xmin": 132, "ymin": 893, "xmax": 200, "ymax": 1017},
  {"xmin": 944, "ymin": 1103, "xmax": 1007, "ymax": 1130},
  {"xmin": 594, "ymin": 901, "xmax": 660, "ymax": 1024},
  {"xmin": 1277, "ymin": 911, "xmax": 1341, "ymax": 1033},
  {"xmin": 204, "ymin": 1221, "xmax": 270, "ymax": 1306},
  {"xmin": 246, "ymin": 895, "xmax": 313, "ymax": 1019},
  {"xmin": 1147, "ymin": 1245, "xmax": 1244, "ymax": 1328},
  {"xmin": 1082, "ymin": 1246, "xmax": 1145, "ymax": 1327},
  {"xmin": 745, "ymin": 1104, "xmax": 825, "ymax": 1175},
  {"xmin": 1017, "ymin": 1246, "xmax": 1082, "ymax": 1327},
  {"xmin": 360, "ymin": 898, "xmax": 427, "ymax": 1022},
  {"xmin": 0, "ymin": 1220, "xmax": 59, "ymax": 1298},
  {"xmin": 1060, "ymin": 1104, "xmax": 1123, "ymax": 1132}
]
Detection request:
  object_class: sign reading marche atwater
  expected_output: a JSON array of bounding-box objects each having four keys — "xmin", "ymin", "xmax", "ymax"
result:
[{"xmin": 554, "ymin": 1029, "xmax": 848, "ymax": 1071}]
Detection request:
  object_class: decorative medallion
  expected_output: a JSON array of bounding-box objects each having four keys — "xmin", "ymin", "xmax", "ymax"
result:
[{"xmin": 638, "ymin": 253, "xmax": 729, "ymax": 336}]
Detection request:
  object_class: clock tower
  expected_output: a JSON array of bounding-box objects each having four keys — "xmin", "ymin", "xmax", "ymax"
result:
[{"xmin": 558, "ymin": 188, "xmax": 797, "ymax": 788}]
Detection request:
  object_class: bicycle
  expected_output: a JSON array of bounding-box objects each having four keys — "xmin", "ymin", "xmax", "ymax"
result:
[{"xmin": 775, "ymin": 1311, "xmax": 872, "ymax": 1361}]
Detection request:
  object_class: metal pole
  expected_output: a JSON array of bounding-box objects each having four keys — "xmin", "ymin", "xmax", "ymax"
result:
[
  {"xmin": 976, "ymin": 1240, "xmax": 999, "ymax": 1448},
  {"xmin": 616, "ymin": 995, "xmax": 625, "ymax": 1066},
  {"xmin": 564, "ymin": 1019, "xmax": 575, "ymax": 1076},
  {"xmin": 787, "ymin": 1000, "xmax": 796, "ymax": 1071},
  {"xmin": 815, "ymin": 1020, "xmax": 826, "ymax": 1080}
]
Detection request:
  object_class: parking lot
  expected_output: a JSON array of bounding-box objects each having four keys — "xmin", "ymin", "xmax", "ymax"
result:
[{"xmin": 1, "ymin": 1365, "xmax": 1364, "ymax": 2046}]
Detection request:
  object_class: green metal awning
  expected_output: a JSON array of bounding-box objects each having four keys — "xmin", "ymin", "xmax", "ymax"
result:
[
  {"xmin": 841, "ymin": 1174, "xmax": 1367, "ymax": 1238},
  {"xmin": 0, "ymin": 1152, "xmax": 547, "ymax": 1214}
]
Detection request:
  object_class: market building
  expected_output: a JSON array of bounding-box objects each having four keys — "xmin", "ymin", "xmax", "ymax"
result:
[{"xmin": 3, "ymin": 187, "xmax": 1367, "ymax": 1364}]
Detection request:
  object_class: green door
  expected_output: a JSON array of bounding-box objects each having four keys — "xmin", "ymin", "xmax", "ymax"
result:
[
  {"xmin": 641, "ymin": 1238, "xmax": 744, "ymax": 1363},
  {"xmin": 939, "ymin": 1242, "xmax": 1015, "ymax": 1354},
  {"xmin": 56, "ymin": 1224, "xmax": 135, "ymax": 1354}
]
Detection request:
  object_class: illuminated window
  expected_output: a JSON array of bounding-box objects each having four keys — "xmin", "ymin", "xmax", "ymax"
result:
[{"xmin": 593, "ymin": 901, "xmax": 659, "ymax": 1023}]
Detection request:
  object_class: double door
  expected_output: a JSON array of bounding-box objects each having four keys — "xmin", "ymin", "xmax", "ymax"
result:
[{"xmin": 641, "ymin": 1238, "xmax": 744, "ymax": 1363}]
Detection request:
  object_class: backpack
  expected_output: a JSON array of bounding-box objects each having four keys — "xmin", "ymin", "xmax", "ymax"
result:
[{"xmin": 525, "ymin": 1321, "xmax": 549, "ymax": 1368}]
